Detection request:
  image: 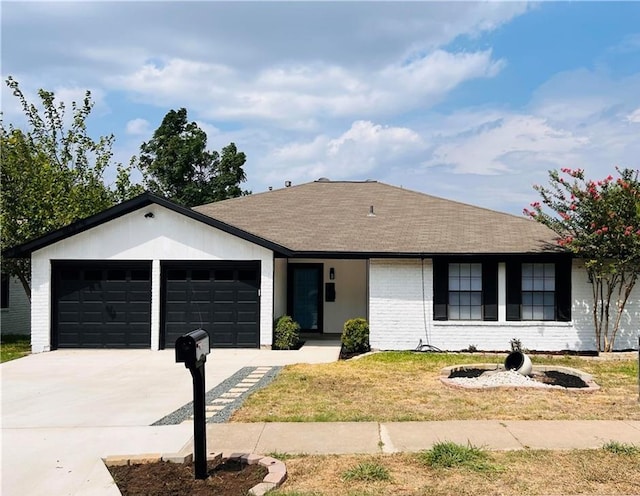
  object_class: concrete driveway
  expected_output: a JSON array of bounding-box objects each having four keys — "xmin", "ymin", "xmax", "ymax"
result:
[{"xmin": 1, "ymin": 343, "xmax": 340, "ymax": 495}]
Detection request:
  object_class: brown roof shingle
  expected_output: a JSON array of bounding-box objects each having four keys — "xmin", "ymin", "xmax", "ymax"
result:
[{"xmin": 193, "ymin": 180, "xmax": 559, "ymax": 255}]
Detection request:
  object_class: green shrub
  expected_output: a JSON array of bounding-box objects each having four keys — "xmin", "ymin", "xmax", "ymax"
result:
[
  {"xmin": 341, "ymin": 318, "xmax": 370, "ymax": 354},
  {"xmin": 274, "ymin": 316, "xmax": 301, "ymax": 350}
]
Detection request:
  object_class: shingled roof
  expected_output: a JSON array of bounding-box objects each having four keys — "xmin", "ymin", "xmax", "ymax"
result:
[{"xmin": 194, "ymin": 180, "xmax": 560, "ymax": 256}]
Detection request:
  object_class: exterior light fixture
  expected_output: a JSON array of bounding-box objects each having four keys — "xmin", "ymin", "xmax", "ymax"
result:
[{"xmin": 329, "ymin": 267, "xmax": 335, "ymax": 280}]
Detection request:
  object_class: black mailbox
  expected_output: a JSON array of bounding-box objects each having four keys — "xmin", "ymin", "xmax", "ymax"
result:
[{"xmin": 175, "ymin": 329, "xmax": 210, "ymax": 366}]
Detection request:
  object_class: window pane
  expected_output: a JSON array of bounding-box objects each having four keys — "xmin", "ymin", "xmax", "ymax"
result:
[
  {"xmin": 214, "ymin": 269, "xmax": 234, "ymax": 281},
  {"xmin": 131, "ymin": 269, "xmax": 150, "ymax": 281},
  {"xmin": 532, "ymin": 306, "xmax": 544, "ymax": 320},
  {"xmin": 191, "ymin": 270, "xmax": 210, "ymax": 281},
  {"xmin": 460, "ymin": 278, "xmax": 470, "ymax": 291},
  {"xmin": 534, "ymin": 264, "xmax": 544, "ymax": 277},
  {"xmin": 522, "ymin": 264, "xmax": 533, "ymax": 277},
  {"xmin": 449, "ymin": 307, "xmax": 459, "ymax": 320},
  {"xmin": 522, "ymin": 292, "xmax": 532, "ymax": 305},
  {"xmin": 470, "ymin": 307, "xmax": 482, "ymax": 320},
  {"xmin": 449, "ymin": 278, "xmax": 459, "ymax": 290},
  {"xmin": 544, "ymin": 292, "xmax": 554, "ymax": 305},
  {"xmin": 460, "ymin": 264, "xmax": 470, "ymax": 277},
  {"xmin": 533, "ymin": 278, "xmax": 544, "ymax": 291},
  {"xmin": 471, "ymin": 292, "xmax": 482, "ymax": 305},
  {"xmin": 460, "ymin": 292, "xmax": 471, "ymax": 306},
  {"xmin": 543, "ymin": 306, "xmax": 555, "ymax": 320},
  {"xmin": 460, "ymin": 307, "xmax": 471, "ymax": 320},
  {"xmin": 470, "ymin": 278, "xmax": 482, "ymax": 291},
  {"xmin": 544, "ymin": 263, "xmax": 555, "ymax": 274},
  {"xmin": 470, "ymin": 264, "xmax": 482, "ymax": 277},
  {"xmin": 107, "ymin": 269, "xmax": 127, "ymax": 281},
  {"xmin": 544, "ymin": 277, "xmax": 555, "ymax": 290},
  {"xmin": 449, "ymin": 292, "xmax": 459, "ymax": 305},
  {"xmin": 532, "ymin": 293, "xmax": 544, "ymax": 305}
]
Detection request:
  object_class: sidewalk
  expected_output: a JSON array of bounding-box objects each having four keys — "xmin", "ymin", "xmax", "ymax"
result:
[{"xmin": 202, "ymin": 420, "xmax": 640, "ymax": 456}]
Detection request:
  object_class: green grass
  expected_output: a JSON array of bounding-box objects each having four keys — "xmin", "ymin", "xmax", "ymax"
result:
[
  {"xmin": 0, "ymin": 334, "xmax": 30, "ymax": 363},
  {"xmin": 417, "ymin": 442, "xmax": 502, "ymax": 472},
  {"xmin": 341, "ymin": 462, "xmax": 391, "ymax": 482},
  {"xmin": 232, "ymin": 351, "xmax": 640, "ymax": 422},
  {"xmin": 602, "ymin": 440, "xmax": 640, "ymax": 455}
]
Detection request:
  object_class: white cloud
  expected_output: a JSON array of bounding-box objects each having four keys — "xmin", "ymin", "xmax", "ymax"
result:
[
  {"xmin": 627, "ymin": 108, "xmax": 640, "ymax": 123},
  {"xmin": 264, "ymin": 120, "xmax": 425, "ymax": 184},
  {"xmin": 125, "ymin": 118, "xmax": 150, "ymax": 136},
  {"xmin": 425, "ymin": 114, "xmax": 589, "ymax": 175},
  {"xmin": 112, "ymin": 48, "xmax": 503, "ymax": 129}
]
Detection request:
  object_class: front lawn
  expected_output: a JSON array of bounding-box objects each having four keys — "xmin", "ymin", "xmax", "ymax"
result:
[
  {"xmin": 0, "ymin": 334, "xmax": 31, "ymax": 363},
  {"xmin": 231, "ymin": 352, "xmax": 640, "ymax": 422},
  {"xmin": 268, "ymin": 445, "xmax": 640, "ymax": 496}
]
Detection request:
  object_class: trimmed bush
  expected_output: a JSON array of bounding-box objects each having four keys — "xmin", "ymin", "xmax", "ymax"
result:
[
  {"xmin": 273, "ymin": 315, "xmax": 300, "ymax": 350},
  {"xmin": 341, "ymin": 318, "xmax": 370, "ymax": 354}
]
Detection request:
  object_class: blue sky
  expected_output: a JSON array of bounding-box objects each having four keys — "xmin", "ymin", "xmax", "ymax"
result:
[{"xmin": 2, "ymin": 1, "xmax": 639, "ymax": 215}]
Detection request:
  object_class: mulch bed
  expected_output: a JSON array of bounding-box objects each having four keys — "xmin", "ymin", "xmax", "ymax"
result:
[{"xmin": 109, "ymin": 459, "xmax": 267, "ymax": 496}]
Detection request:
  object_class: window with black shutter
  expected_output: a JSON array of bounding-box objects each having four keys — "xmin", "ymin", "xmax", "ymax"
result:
[{"xmin": 433, "ymin": 258, "xmax": 498, "ymax": 321}]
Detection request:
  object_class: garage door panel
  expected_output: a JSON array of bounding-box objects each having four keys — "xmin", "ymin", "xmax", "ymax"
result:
[{"xmin": 163, "ymin": 262, "xmax": 260, "ymax": 348}]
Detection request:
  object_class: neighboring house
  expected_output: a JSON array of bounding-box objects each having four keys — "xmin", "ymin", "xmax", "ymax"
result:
[
  {"xmin": 4, "ymin": 179, "xmax": 639, "ymax": 353},
  {"xmin": 0, "ymin": 273, "xmax": 31, "ymax": 336}
]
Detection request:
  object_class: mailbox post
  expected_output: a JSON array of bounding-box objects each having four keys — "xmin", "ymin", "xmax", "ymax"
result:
[{"xmin": 175, "ymin": 329, "xmax": 210, "ymax": 479}]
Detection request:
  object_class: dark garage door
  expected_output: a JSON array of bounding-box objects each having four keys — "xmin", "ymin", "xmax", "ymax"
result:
[
  {"xmin": 53, "ymin": 262, "xmax": 152, "ymax": 348},
  {"xmin": 162, "ymin": 262, "xmax": 260, "ymax": 348}
]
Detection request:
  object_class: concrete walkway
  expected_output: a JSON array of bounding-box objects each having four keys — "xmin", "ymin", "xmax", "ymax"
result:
[
  {"xmin": 2, "ymin": 343, "xmax": 639, "ymax": 495},
  {"xmin": 205, "ymin": 420, "xmax": 640, "ymax": 456}
]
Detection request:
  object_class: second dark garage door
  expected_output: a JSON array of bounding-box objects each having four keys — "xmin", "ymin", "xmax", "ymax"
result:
[{"xmin": 162, "ymin": 262, "xmax": 260, "ymax": 348}]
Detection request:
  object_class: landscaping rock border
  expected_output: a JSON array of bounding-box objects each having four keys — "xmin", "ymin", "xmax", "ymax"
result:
[{"xmin": 439, "ymin": 363, "xmax": 600, "ymax": 392}]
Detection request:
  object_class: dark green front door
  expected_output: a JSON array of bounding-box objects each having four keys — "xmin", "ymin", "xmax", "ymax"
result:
[{"xmin": 288, "ymin": 264, "xmax": 323, "ymax": 332}]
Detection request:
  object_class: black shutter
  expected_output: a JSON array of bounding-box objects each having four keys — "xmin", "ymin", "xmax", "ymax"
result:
[
  {"xmin": 556, "ymin": 257, "xmax": 572, "ymax": 321},
  {"xmin": 482, "ymin": 261, "xmax": 498, "ymax": 321},
  {"xmin": 506, "ymin": 261, "xmax": 521, "ymax": 321},
  {"xmin": 433, "ymin": 258, "xmax": 448, "ymax": 320}
]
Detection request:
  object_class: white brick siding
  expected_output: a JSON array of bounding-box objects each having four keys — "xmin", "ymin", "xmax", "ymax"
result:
[
  {"xmin": 369, "ymin": 259, "xmax": 433, "ymax": 350},
  {"xmin": 369, "ymin": 258, "xmax": 640, "ymax": 352},
  {"xmin": 0, "ymin": 276, "xmax": 31, "ymax": 336}
]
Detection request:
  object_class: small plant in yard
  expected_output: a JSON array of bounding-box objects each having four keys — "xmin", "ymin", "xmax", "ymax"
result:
[
  {"xmin": 465, "ymin": 344, "xmax": 478, "ymax": 353},
  {"xmin": 341, "ymin": 318, "xmax": 370, "ymax": 354},
  {"xmin": 341, "ymin": 461, "xmax": 390, "ymax": 482},
  {"xmin": 509, "ymin": 337, "xmax": 528, "ymax": 353},
  {"xmin": 418, "ymin": 441, "xmax": 501, "ymax": 472},
  {"xmin": 273, "ymin": 316, "xmax": 301, "ymax": 350},
  {"xmin": 602, "ymin": 441, "xmax": 640, "ymax": 455}
]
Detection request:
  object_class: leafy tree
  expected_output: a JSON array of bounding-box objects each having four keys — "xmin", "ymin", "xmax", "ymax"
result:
[
  {"xmin": 1, "ymin": 77, "xmax": 141, "ymax": 300},
  {"xmin": 525, "ymin": 167, "xmax": 640, "ymax": 352},
  {"xmin": 138, "ymin": 108, "xmax": 249, "ymax": 207}
]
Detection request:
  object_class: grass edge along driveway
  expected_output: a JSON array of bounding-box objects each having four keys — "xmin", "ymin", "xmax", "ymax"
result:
[{"xmin": 231, "ymin": 351, "xmax": 640, "ymax": 422}]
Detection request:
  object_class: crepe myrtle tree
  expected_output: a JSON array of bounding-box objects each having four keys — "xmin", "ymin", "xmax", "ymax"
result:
[{"xmin": 525, "ymin": 167, "xmax": 640, "ymax": 352}]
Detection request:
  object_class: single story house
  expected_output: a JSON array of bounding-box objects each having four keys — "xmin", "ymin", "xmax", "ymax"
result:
[{"xmin": 5, "ymin": 179, "xmax": 639, "ymax": 353}]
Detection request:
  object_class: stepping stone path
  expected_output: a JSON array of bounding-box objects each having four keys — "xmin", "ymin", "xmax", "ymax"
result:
[{"xmin": 152, "ymin": 366, "xmax": 280, "ymax": 425}]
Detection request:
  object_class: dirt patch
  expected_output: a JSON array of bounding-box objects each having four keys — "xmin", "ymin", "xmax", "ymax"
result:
[{"xmin": 109, "ymin": 459, "xmax": 267, "ymax": 496}]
